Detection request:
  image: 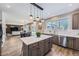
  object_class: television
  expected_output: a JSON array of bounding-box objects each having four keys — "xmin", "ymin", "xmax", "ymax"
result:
[{"xmin": 11, "ymin": 27, "xmax": 19, "ymax": 31}]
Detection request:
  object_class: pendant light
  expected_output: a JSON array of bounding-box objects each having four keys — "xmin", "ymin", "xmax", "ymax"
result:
[
  {"xmin": 39, "ymin": 10, "xmax": 41, "ymax": 20},
  {"xmin": 41, "ymin": 19, "xmax": 44, "ymax": 22},
  {"xmin": 29, "ymin": 4, "xmax": 33, "ymax": 22},
  {"xmin": 39, "ymin": 10, "xmax": 42, "ymax": 25},
  {"xmin": 41, "ymin": 11, "xmax": 44, "ymax": 22},
  {"xmin": 33, "ymin": 6, "xmax": 36, "ymax": 24},
  {"xmin": 39, "ymin": 21, "xmax": 42, "ymax": 25},
  {"xmin": 36, "ymin": 8, "xmax": 40, "ymax": 21}
]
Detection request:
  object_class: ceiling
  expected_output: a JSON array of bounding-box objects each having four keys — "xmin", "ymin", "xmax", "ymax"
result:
[
  {"xmin": 0, "ymin": 3, "xmax": 79, "ymax": 20},
  {"xmin": 38, "ymin": 3, "xmax": 79, "ymax": 19}
]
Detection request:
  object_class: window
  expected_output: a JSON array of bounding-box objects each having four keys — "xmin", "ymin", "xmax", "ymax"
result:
[
  {"xmin": 46, "ymin": 17, "xmax": 69, "ymax": 31},
  {"xmin": 59, "ymin": 18, "xmax": 68, "ymax": 30}
]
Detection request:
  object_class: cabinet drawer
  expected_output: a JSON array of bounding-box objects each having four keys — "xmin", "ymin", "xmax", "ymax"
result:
[
  {"xmin": 45, "ymin": 38, "xmax": 50, "ymax": 43},
  {"xmin": 29, "ymin": 43, "xmax": 38, "ymax": 48},
  {"xmin": 39, "ymin": 40, "xmax": 45, "ymax": 47}
]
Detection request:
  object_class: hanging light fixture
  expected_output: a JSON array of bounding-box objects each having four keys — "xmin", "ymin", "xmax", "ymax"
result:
[
  {"xmin": 39, "ymin": 10, "xmax": 41, "ymax": 20},
  {"xmin": 39, "ymin": 21, "xmax": 42, "ymax": 25},
  {"xmin": 30, "ymin": 15, "xmax": 33, "ymax": 20},
  {"xmin": 29, "ymin": 4, "xmax": 33, "ymax": 22},
  {"xmin": 33, "ymin": 5, "xmax": 37, "ymax": 25},
  {"xmin": 41, "ymin": 11, "xmax": 44, "ymax": 22},
  {"xmin": 41, "ymin": 19, "xmax": 44, "ymax": 22},
  {"xmin": 36, "ymin": 17, "xmax": 39, "ymax": 21},
  {"xmin": 36, "ymin": 8, "xmax": 40, "ymax": 21},
  {"xmin": 33, "ymin": 5, "xmax": 36, "ymax": 21}
]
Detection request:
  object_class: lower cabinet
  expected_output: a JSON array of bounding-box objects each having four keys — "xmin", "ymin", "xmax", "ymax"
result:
[
  {"xmin": 44, "ymin": 39, "xmax": 50, "ymax": 54},
  {"xmin": 22, "ymin": 37, "xmax": 53, "ymax": 56},
  {"xmin": 66, "ymin": 37, "xmax": 74, "ymax": 49},
  {"xmin": 38, "ymin": 40, "xmax": 45, "ymax": 56},
  {"xmin": 49, "ymin": 37, "xmax": 53, "ymax": 48},
  {"xmin": 73, "ymin": 38, "xmax": 79, "ymax": 50},
  {"xmin": 66, "ymin": 37, "xmax": 79, "ymax": 50},
  {"xmin": 53, "ymin": 35, "xmax": 59, "ymax": 45},
  {"xmin": 52, "ymin": 36, "xmax": 79, "ymax": 50},
  {"xmin": 29, "ymin": 43, "xmax": 39, "ymax": 56},
  {"xmin": 60, "ymin": 36, "xmax": 64, "ymax": 46},
  {"xmin": 22, "ymin": 43, "xmax": 29, "ymax": 56}
]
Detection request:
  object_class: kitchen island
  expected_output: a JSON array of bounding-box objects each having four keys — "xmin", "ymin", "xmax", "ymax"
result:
[{"xmin": 20, "ymin": 35, "xmax": 53, "ymax": 56}]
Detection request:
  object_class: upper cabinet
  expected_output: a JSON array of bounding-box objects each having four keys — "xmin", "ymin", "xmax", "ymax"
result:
[{"xmin": 72, "ymin": 13, "xmax": 79, "ymax": 29}]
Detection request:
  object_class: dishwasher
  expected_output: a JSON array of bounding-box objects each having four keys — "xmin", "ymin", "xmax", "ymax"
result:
[{"xmin": 59, "ymin": 35, "xmax": 67, "ymax": 47}]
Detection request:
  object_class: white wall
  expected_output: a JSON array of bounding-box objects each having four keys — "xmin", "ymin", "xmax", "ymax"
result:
[{"xmin": 4, "ymin": 12, "xmax": 25, "ymax": 25}]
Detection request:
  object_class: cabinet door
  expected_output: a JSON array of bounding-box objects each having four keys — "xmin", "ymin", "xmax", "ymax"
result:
[
  {"xmin": 49, "ymin": 37, "xmax": 53, "ymax": 48},
  {"xmin": 44, "ymin": 39, "xmax": 49, "ymax": 54},
  {"xmin": 39, "ymin": 40, "xmax": 45, "ymax": 56},
  {"xmin": 73, "ymin": 38, "xmax": 79, "ymax": 50},
  {"xmin": 60, "ymin": 36, "xmax": 64, "ymax": 46},
  {"xmin": 67, "ymin": 37, "xmax": 74, "ymax": 49},
  {"xmin": 29, "ymin": 43, "xmax": 39, "ymax": 56},
  {"xmin": 22, "ymin": 43, "xmax": 29, "ymax": 56},
  {"xmin": 72, "ymin": 13, "xmax": 79, "ymax": 29},
  {"xmin": 53, "ymin": 35, "xmax": 59, "ymax": 45}
]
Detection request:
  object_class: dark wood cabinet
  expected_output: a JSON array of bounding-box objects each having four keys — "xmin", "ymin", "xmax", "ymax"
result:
[
  {"xmin": 53, "ymin": 35, "xmax": 59, "ymax": 45},
  {"xmin": 44, "ymin": 39, "xmax": 50, "ymax": 54},
  {"xmin": 38, "ymin": 40, "xmax": 45, "ymax": 56},
  {"xmin": 66, "ymin": 37, "xmax": 79, "ymax": 50},
  {"xmin": 60, "ymin": 36, "xmax": 64, "ymax": 46},
  {"xmin": 29, "ymin": 43, "xmax": 39, "ymax": 56},
  {"xmin": 49, "ymin": 37, "xmax": 53, "ymax": 48},
  {"xmin": 72, "ymin": 13, "xmax": 79, "ymax": 29},
  {"xmin": 52, "ymin": 35, "xmax": 79, "ymax": 50},
  {"xmin": 22, "ymin": 43, "xmax": 29, "ymax": 56},
  {"xmin": 73, "ymin": 38, "xmax": 79, "ymax": 50},
  {"xmin": 66, "ymin": 37, "xmax": 74, "ymax": 49}
]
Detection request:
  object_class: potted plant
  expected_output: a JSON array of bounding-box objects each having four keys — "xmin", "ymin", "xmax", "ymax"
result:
[{"xmin": 36, "ymin": 32, "xmax": 41, "ymax": 37}]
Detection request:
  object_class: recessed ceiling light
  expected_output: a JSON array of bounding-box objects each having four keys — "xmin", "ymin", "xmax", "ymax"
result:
[
  {"xmin": 68, "ymin": 4, "xmax": 73, "ymax": 6},
  {"xmin": 6, "ymin": 5, "xmax": 11, "ymax": 8}
]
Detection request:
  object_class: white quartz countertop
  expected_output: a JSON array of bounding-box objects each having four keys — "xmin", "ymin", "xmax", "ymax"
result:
[
  {"xmin": 20, "ymin": 35, "xmax": 52, "ymax": 45},
  {"xmin": 43, "ymin": 30, "xmax": 79, "ymax": 38},
  {"xmin": 56, "ymin": 33, "xmax": 79, "ymax": 38}
]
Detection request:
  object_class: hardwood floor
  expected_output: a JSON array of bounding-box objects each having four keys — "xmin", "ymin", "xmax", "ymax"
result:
[
  {"xmin": 1, "ymin": 36, "xmax": 79, "ymax": 56},
  {"xmin": 2, "ymin": 36, "xmax": 22, "ymax": 56},
  {"xmin": 46, "ymin": 45, "xmax": 79, "ymax": 56}
]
